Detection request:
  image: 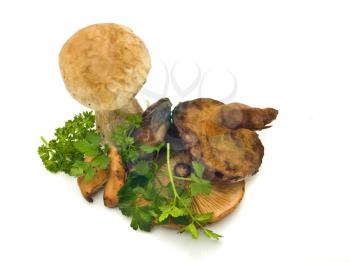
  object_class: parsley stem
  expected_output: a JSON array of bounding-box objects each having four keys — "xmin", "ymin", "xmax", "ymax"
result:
[
  {"xmin": 40, "ymin": 136, "xmax": 49, "ymax": 146},
  {"xmin": 173, "ymin": 176, "xmax": 191, "ymax": 181},
  {"xmin": 166, "ymin": 143, "xmax": 202, "ymax": 227},
  {"xmin": 166, "ymin": 143, "xmax": 179, "ymax": 200}
]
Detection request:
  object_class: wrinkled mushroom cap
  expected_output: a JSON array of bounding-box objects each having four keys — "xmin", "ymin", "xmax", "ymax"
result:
[
  {"xmin": 59, "ymin": 23, "xmax": 151, "ymax": 111},
  {"xmin": 156, "ymin": 152, "xmax": 245, "ymax": 225},
  {"xmin": 172, "ymin": 98, "xmax": 278, "ymax": 182}
]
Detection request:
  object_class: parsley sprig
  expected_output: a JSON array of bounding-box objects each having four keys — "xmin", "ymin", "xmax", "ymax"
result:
[
  {"xmin": 38, "ymin": 111, "xmax": 109, "ymax": 181},
  {"xmin": 161, "ymin": 143, "xmax": 222, "ymax": 240},
  {"xmin": 114, "ymin": 115, "xmax": 221, "ymax": 240},
  {"xmin": 112, "ymin": 115, "xmax": 142, "ymax": 163}
]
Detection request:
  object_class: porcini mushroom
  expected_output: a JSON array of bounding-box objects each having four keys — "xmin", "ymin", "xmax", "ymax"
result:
[
  {"xmin": 59, "ymin": 23, "xmax": 151, "ymax": 142},
  {"xmin": 155, "ymin": 152, "xmax": 245, "ymax": 226},
  {"xmin": 173, "ymin": 98, "xmax": 278, "ymax": 182}
]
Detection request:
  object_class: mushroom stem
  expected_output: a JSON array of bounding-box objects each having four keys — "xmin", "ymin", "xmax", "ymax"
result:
[{"xmin": 96, "ymin": 98, "xmax": 143, "ymax": 143}]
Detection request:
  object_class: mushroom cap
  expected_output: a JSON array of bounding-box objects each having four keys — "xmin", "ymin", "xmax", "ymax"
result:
[
  {"xmin": 134, "ymin": 98, "xmax": 172, "ymax": 146},
  {"xmin": 156, "ymin": 152, "xmax": 245, "ymax": 225},
  {"xmin": 59, "ymin": 23, "xmax": 151, "ymax": 111},
  {"xmin": 173, "ymin": 98, "xmax": 273, "ymax": 182}
]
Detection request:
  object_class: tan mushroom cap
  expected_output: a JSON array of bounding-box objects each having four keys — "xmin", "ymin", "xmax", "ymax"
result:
[
  {"xmin": 156, "ymin": 152, "xmax": 245, "ymax": 226},
  {"xmin": 59, "ymin": 23, "xmax": 151, "ymax": 111}
]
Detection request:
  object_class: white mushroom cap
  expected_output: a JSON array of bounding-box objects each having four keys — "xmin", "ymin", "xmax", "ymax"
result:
[{"xmin": 59, "ymin": 23, "xmax": 151, "ymax": 111}]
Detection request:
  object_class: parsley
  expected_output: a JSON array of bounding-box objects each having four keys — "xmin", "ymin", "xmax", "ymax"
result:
[
  {"xmin": 140, "ymin": 143, "xmax": 164, "ymax": 156},
  {"xmin": 38, "ymin": 111, "xmax": 109, "ymax": 181},
  {"xmin": 118, "ymin": 142, "xmax": 222, "ymax": 240},
  {"xmin": 112, "ymin": 115, "xmax": 142, "ymax": 163},
  {"xmin": 39, "ymin": 111, "xmax": 222, "ymax": 240},
  {"xmin": 190, "ymin": 161, "xmax": 211, "ymax": 196},
  {"xmin": 161, "ymin": 143, "xmax": 222, "ymax": 240}
]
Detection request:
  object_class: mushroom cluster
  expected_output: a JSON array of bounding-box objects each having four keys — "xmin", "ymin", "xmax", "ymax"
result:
[
  {"xmin": 58, "ymin": 23, "xmax": 278, "ymax": 227},
  {"xmin": 138, "ymin": 98, "xmax": 278, "ymax": 224}
]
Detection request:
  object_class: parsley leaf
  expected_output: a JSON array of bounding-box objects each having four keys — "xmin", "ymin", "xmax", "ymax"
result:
[
  {"xmin": 190, "ymin": 173, "xmax": 211, "ymax": 196},
  {"xmin": 140, "ymin": 143, "xmax": 165, "ymax": 155},
  {"xmin": 180, "ymin": 223, "xmax": 199, "ymax": 239},
  {"xmin": 203, "ymin": 229, "xmax": 223, "ymax": 240},
  {"xmin": 192, "ymin": 161, "xmax": 205, "ymax": 178},
  {"xmin": 130, "ymin": 206, "xmax": 157, "ymax": 232},
  {"xmin": 112, "ymin": 115, "xmax": 142, "ymax": 163},
  {"xmin": 194, "ymin": 213, "xmax": 213, "ymax": 224}
]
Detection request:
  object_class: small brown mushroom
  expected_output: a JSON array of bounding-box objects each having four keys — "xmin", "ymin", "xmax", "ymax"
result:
[
  {"xmin": 103, "ymin": 145, "xmax": 126, "ymax": 208},
  {"xmin": 77, "ymin": 157, "xmax": 108, "ymax": 202},
  {"xmin": 59, "ymin": 23, "xmax": 150, "ymax": 142}
]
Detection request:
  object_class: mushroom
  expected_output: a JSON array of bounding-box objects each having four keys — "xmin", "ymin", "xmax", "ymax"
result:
[
  {"xmin": 155, "ymin": 152, "xmax": 245, "ymax": 225},
  {"xmin": 173, "ymin": 98, "xmax": 278, "ymax": 182},
  {"xmin": 133, "ymin": 98, "xmax": 172, "ymax": 146},
  {"xmin": 77, "ymin": 157, "xmax": 108, "ymax": 202},
  {"xmin": 59, "ymin": 23, "xmax": 151, "ymax": 143},
  {"xmin": 103, "ymin": 145, "xmax": 126, "ymax": 208}
]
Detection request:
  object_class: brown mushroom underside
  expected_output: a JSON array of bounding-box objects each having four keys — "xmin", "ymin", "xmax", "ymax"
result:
[{"xmin": 153, "ymin": 152, "xmax": 245, "ymax": 227}]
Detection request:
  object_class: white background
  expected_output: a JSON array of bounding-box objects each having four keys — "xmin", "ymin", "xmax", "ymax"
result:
[{"xmin": 1, "ymin": 0, "xmax": 349, "ymax": 261}]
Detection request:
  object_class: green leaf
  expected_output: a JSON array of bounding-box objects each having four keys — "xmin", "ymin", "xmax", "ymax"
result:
[
  {"xmin": 72, "ymin": 160, "xmax": 90, "ymax": 170},
  {"xmin": 203, "ymin": 229, "xmax": 222, "ymax": 240},
  {"xmin": 91, "ymin": 155, "xmax": 109, "ymax": 169},
  {"xmin": 194, "ymin": 213, "xmax": 213, "ymax": 224},
  {"xmin": 118, "ymin": 185, "xmax": 137, "ymax": 217},
  {"xmin": 180, "ymin": 223, "xmax": 199, "ymax": 239},
  {"xmin": 134, "ymin": 161, "xmax": 150, "ymax": 176},
  {"xmin": 192, "ymin": 161, "xmax": 205, "ymax": 178},
  {"xmin": 130, "ymin": 206, "xmax": 154, "ymax": 232},
  {"xmin": 126, "ymin": 115, "xmax": 142, "ymax": 127},
  {"xmin": 170, "ymin": 206, "xmax": 187, "ymax": 218},
  {"xmin": 111, "ymin": 114, "xmax": 143, "ymax": 163},
  {"xmin": 158, "ymin": 205, "xmax": 173, "ymax": 222},
  {"xmin": 125, "ymin": 136, "xmax": 135, "ymax": 145},
  {"xmin": 85, "ymin": 132, "xmax": 101, "ymax": 146},
  {"xmin": 140, "ymin": 143, "xmax": 164, "ymax": 154},
  {"xmin": 84, "ymin": 166, "xmax": 95, "ymax": 182},
  {"xmin": 70, "ymin": 167, "xmax": 84, "ymax": 177},
  {"xmin": 190, "ymin": 174, "xmax": 211, "ymax": 196},
  {"xmin": 74, "ymin": 140, "xmax": 99, "ymax": 156}
]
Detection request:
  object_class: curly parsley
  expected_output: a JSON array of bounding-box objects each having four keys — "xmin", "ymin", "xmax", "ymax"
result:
[{"xmin": 38, "ymin": 111, "xmax": 109, "ymax": 181}]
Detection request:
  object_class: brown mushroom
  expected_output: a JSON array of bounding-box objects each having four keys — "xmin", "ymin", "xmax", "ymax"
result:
[
  {"xmin": 155, "ymin": 152, "xmax": 245, "ymax": 225},
  {"xmin": 103, "ymin": 145, "xmax": 126, "ymax": 208},
  {"xmin": 77, "ymin": 157, "xmax": 108, "ymax": 202},
  {"xmin": 134, "ymin": 98, "xmax": 172, "ymax": 146},
  {"xmin": 173, "ymin": 98, "xmax": 278, "ymax": 182},
  {"xmin": 59, "ymin": 23, "xmax": 150, "ymax": 143}
]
